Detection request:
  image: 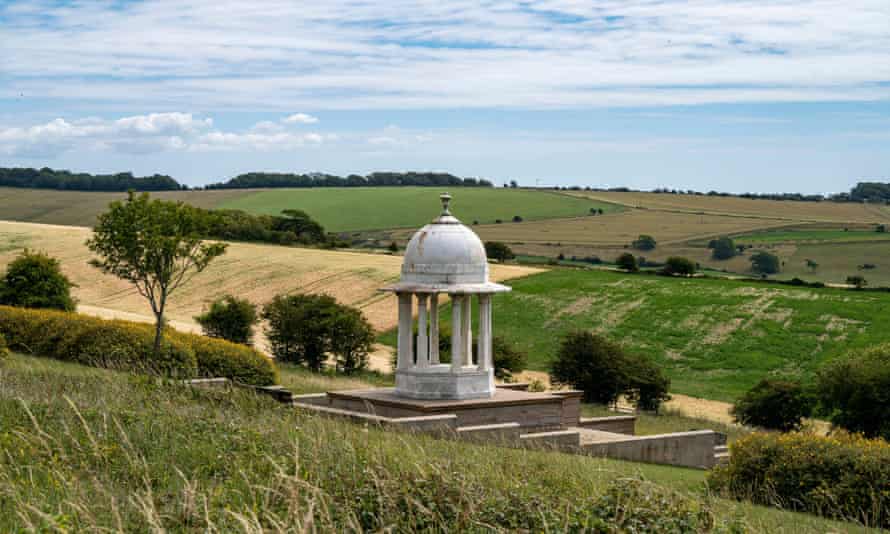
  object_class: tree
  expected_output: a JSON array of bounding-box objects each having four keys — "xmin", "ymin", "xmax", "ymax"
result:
[
  {"xmin": 387, "ymin": 241, "xmax": 399, "ymax": 253},
  {"xmin": 0, "ymin": 249, "xmax": 76, "ymax": 311},
  {"xmin": 631, "ymin": 235, "xmax": 656, "ymax": 251},
  {"xmin": 484, "ymin": 241, "xmax": 515, "ymax": 262},
  {"xmin": 509, "ymin": 180, "xmax": 518, "ymax": 188},
  {"xmin": 877, "ymin": 224, "xmax": 887, "ymax": 233},
  {"xmin": 87, "ymin": 192, "xmax": 227, "ymax": 358},
  {"xmin": 710, "ymin": 237, "xmax": 736, "ymax": 260},
  {"xmin": 550, "ymin": 331, "xmax": 670, "ymax": 411},
  {"xmin": 661, "ymin": 257, "xmax": 696, "ymax": 277},
  {"xmin": 512, "ymin": 215, "xmax": 523, "ymax": 223},
  {"xmin": 551, "ymin": 331, "xmax": 629, "ymax": 405},
  {"xmin": 615, "ymin": 253, "xmax": 639, "ymax": 272},
  {"xmin": 805, "ymin": 259, "xmax": 819, "ymax": 272},
  {"xmin": 730, "ymin": 378, "xmax": 813, "ymax": 432},
  {"xmin": 328, "ymin": 305, "xmax": 376, "ymax": 374},
  {"xmin": 817, "ymin": 343, "xmax": 890, "ymax": 439},
  {"xmin": 262, "ymin": 294, "xmax": 373, "ymax": 373},
  {"xmin": 275, "ymin": 209, "xmax": 326, "ymax": 243},
  {"xmin": 194, "ymin": 295, "xmax": 258, "ymax": 345},
  {"xmin": 847, "ymin": 275, "xmax": 867, "ymax": 289},
  {"xmin": 750, "ymin": 251, "xmax": 780, "ymax": 274},
  {"xmin": 492, "ymin": 336, "xmax": 527, "ymax": 381}
]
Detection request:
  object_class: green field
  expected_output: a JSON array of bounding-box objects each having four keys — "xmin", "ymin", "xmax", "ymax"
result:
[
  {"xmin": 0, "ymin": 353, "xmax": 867, "ymax": 532},
  {"xmin": 383, "ymin": 268, "xmax": 890, "ymax": 402},
  {"xmin": 218, "ymin": 187, "xmax": 619, "ymax": 232},
  {"xmin": 735, "ymin": 228, "xmax": 890, "ymax": 244}
]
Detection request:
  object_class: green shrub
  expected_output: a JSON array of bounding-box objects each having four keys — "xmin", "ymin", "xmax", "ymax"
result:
[
  {"xmin": 0, "ymin": 305, "xmax": 196, "ymax": 377},
  {"xmin": 817, "ymin": 343, "xmax": 890, "ymax": 439},
  {"xmin": 484, "ymin": 241, "xmax": 515, "ymax": 262},
  {"xmin": 194, "ymin": 294, "xmax": 258, "ymax": 345},
  {"xmin": 492, "ymin": 335, "xmax": 527, "ymax": 381},
  {"xmin": 72, "ymin": 320, "xmax": 196, "ymax": 377},
  {"xmin": 709, "ymin": 432, "xmax": 890, "ymax": 528},
  {"xmin": 750, "ymin": 251, "xmax": 780, "ymax": 274},
  {"xmin": 616, "ymin": 252, "xmax": 639, "ymax": 272},
  {"xmin": 0, "ymin": 249, "xmax": 76, "ymax": 311},
  {"xmin": 170, "ymin": 331, "xmax": 277, "ymax": 386},
  {"xmin": 0, "ymin": 305, "xmax": 277, "ymax": 384},
  {"xmin": 550, "ymin": 331, "xmax": 670, "ymax": 411},
  {"xmin": 846, "ymin": 275, "xmax": 867, "ymax": 289},
  {"xmin": 624, "ymin": 355, "xmax": 672, "ymax": 413},
  {"xmin": 263, "ymin": 293, "xmax": 373, "ymax": 373},
  {"xmin": 632, "ymin": 234, "xmax": 657, "ymax": 251},
  {"xmin": 731, "ymin": 378, "xmax": 814, "ymax": 432},
  {"xmin": 709, "ymin": 236, "xmax": 737, "ymax": 260},
  {"xmin": 661, "ymin": 256, "xmax": 696, "ymax": 277}
]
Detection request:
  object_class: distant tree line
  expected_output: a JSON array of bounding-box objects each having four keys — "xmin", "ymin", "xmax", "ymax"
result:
[
  {"xmin": 202, "ymin": 208, "xmax": 340, "ymax": 247},
  {"xmin": 556, "ymin": 182, "xmax": 890, "ymax": 204},
  {"xmin": 0, "ymin": 167, "xmax": 182, "ymax": 191},
  {"xmin": 0, "ymin": 167, "xmax": 493, "ymax": 192},
  {"xmin": 205, "ymin": 171, "xmax": 493, "ymax": 189}
]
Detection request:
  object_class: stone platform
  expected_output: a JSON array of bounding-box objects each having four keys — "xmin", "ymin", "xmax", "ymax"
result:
[
  {"xmin": 325, "ymin": 386, "xmax": 580, "ymax": 430},
  {"xmin": 291, "ymin": 384, "xmax": 721, "ymax": 469}
]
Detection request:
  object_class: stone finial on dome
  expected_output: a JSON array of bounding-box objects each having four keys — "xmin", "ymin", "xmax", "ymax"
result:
[{"xmin": 440, "ymin": 192, "xmax": 452, "ymax": 215}]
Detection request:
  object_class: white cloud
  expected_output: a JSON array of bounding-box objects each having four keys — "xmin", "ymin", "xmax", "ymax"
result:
[
  {"xmin": 0, "ymin": 0, "xmax": 887, "ymax": 110},
  {"xmin": 283, "ymin": 113, "xmax": 319, "ymax": 124},
  {"xmin": 0, "ymin": 112, "xmax": 331, "ymax": 157}
]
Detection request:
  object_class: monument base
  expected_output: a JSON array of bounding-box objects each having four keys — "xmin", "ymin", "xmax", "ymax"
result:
[
  {"xmin": 325, "ymin": 386, "xmax": 576, "ymax": 430},
  {"xmin": 395, "ymin": 365, "xmax": 494, "ymax": 400}
]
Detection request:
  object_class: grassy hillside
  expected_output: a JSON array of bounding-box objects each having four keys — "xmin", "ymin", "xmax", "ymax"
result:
[
  {"xmin": 0, "ymin": 186, "xmax": 249, "ymax": 227},
  {"xmin": 218, "ymin": 187, "xmax": 619, "ymax": 232},
  {"xmin": 0, "ymin": 353, "xmax": 866, "ymax": 532},
  {"xmin": 384, "ymin": 268, "xmax": 890, "ymax": 402}
]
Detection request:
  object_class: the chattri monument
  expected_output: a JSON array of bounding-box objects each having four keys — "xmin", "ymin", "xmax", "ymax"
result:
[
  {"xmin": 381, "ymin": 193, "xmax": 510, "ymax": 400},
  {"xmin": 290, "ymin": 192, "xmax": 723, "ymax": 470}
]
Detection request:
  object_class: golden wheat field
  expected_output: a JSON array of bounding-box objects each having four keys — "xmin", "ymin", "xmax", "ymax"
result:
[
  {"xmin": 0, "ymin": 187, "xmax": 251, "ymax": 228},
  {"xmin": 571, "ymin": 190, "xmax": 890, "ymax": 224},
  {"xmin": 446, "ymin": 210, "xmax": 791, "ymax": 246},
  {"xmin": 0, "ymin": 221, "xmax": 540, "ymax": 332}
]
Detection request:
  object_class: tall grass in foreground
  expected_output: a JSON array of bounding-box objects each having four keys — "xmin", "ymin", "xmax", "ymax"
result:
[{"xmin": 0, "ymin": 354, "xmax": 871, "ymax": 532}]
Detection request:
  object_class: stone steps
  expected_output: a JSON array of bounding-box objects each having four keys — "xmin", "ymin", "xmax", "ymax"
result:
[{"xmin": 714, "ymin": 445, "xmax": 730, "ymax": 465}]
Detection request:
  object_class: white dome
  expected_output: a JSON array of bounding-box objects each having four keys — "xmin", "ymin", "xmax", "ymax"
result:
[
  {"xmin": 381, "ymin": 193, "xmax": 510, "ymax": 294},
  {"xmin": 402, "ymin": 214, "xmax": 488, "ymax": 285}
]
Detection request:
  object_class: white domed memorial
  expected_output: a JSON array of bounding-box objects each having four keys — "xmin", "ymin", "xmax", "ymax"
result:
[
  {"xmin": 381, "ymin": 193, "xmax": 510, "ymax": 400},
  {"xmin": 292, "ymin": 192, "xmax": 722, "ymax": 470}
]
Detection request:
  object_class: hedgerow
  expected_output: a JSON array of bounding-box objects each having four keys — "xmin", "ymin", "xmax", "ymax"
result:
[
  {"xmin": 169, "ymin": 331, "xmax": 278, "ymax": 386},
  {"xmin": 709, "ymin": 431, "xmax": 890, "ymax": 528},
  {"xmin": 0, "ymin": 305, "xmax": 276, "ymax": 385}
]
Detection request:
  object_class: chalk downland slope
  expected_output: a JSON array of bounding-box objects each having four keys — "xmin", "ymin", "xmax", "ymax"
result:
[
  {"xmin": 0, "ymin": 220, "xmax": 539, "ymax": 334},
  {"xmin": 0, "ymin": 187, "xmax": 251, "ymax": 228},
  {"xmin": 572, "ymin": 190, "xmax": 890, "ymax": 224}
]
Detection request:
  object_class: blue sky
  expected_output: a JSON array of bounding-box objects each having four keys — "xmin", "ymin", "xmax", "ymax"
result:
[{"xmin": 1, "ymin": 0, "xmax": 888, "ymax": 193}]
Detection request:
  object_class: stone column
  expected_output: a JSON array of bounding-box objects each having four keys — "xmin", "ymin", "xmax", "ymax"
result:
[
  {"xmin": 461, "ymin": 295, "xmax": 472, "ymax": 366},
  {"xmin": 429, "ymin": 293, "xmax": 440, "ymax": 364},
  {"xmin": 450, "ymin": 295, "xmax": 462, "ymax": 373},
  {"xmin": 416, "ymin": 294, "xmax": 429, "ymax": 368},
  {"xmin": 397, "ymin": 292, "xmax": 413, "ymax": 370},
  {"xmin": 478, "ymin": 294, "xmax": 491, "ymax": 371}
]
